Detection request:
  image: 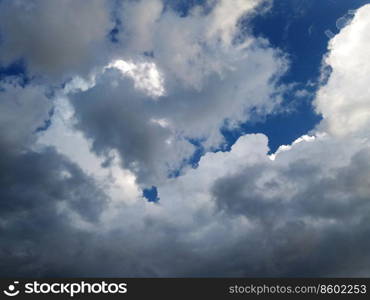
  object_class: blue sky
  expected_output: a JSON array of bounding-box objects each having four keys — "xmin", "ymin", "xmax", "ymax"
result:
[
  {"xmin": 225, "ymin": 0, "xmax": 370, "ymax": 153},
  {"xmin": 176, "ymin": 0, "xmax": 369, "ymax": 169},
  {"xmin": 1, "ymin": 0, "xmax": 370, "ymax": 277}
]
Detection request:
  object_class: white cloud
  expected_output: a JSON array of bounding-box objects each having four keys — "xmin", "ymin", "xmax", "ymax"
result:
[
  {"xmin": 56, "ymin": 0, "xmax": 287, "ymax": 185},
  {"xmin": 117, "ymin": 0, "xmax": 272, "ymax": 89},
  {"xmin": 107, "ymin": 59, "xmax": 165, "ymax": 98},
  {"xmin": 204, "ymin": 0, "xmax": 264, "ymax": 45},
  {"xmin": 269, "ymin": 134, "xmax": 318, "ymax": 160},
  {"xmin": 315, "ymin": 4, "xmax": 370, "ymax": 137}
]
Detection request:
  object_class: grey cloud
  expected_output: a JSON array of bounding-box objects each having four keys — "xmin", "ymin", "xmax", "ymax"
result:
[
  {"xmin": 28, "ymin": 0, "xmax": 286, "ymax": 187},
  {"xmin": 2, "ymin": 135, "xmax": 370, "ymax": 277},
  {"xmin": 0, "ymin": 0, "xmax": 114, "ymax": 80},
  {"xmin": 212, "ymin": 164, "xmax": 285, "ymax": 221},
  {"xmin": 69, "ymin": 41, "xmax": 285, "ymax": 185},
  {"xmin": 70, "ymin": 69, "xmax": 195, "ymax": 185},
  {"xmin": 211, "ymin": 146, "xmax": 370, "ymax": 276},
  {"xmin": 118, "ymin": 0, "xmax": 273, "ymax": 89},
  {"xmin": 0, "ymin": 79, "xmax": 52, "ymax": 151},
  {"xmin": 0, "ymin": 147, "xmax": 108, "ymax": 277},
  {"xmin": 0, "ymin": 79, "xmax": 108, "ymax": 276}
]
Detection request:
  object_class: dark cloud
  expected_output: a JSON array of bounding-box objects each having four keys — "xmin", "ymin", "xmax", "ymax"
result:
[
  {"xmin": 0, "ymin": 79, "xmax": 52, "ymax": 151},
  {"xmin": 1, "ymin": 139, "xmax": 370, "ymax": 277},
  {"xmin": 211, "ymin": 147, "xmax": 370, "ymax": 276},
  {"xmin": 0, "ymin": 0, "xmax": 114, "ymax": 80},
  {"xmin": 0, "ymin": 147, "xmax": 108, "ymax": 277},
  {"xmin": 0, "ymin": 79, "xmax": 108, "ymax": 277}
]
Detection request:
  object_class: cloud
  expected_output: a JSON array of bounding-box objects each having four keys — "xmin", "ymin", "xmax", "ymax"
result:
[
  {"xmin": 106, "ymin": 59, "xmax": 166, "ymax": 98},
  {"xmin": 0, "ymin": 0, "xmax": 114, "ymax": 80},
  {"xmin": 314, "ymin": 4, "xmax": 370, "ymax": 137},
  {"xmin": 0, "ymin": 79, "xmax": 51, "ymax": 152},
  {"xmin": 117, "ymin": 0, "xmax": 273, "ymax": 89},
  {"xmin": 0, "ymin": 150, "xmax": 109, "ymax": 277},
  {"xmin": 1, "ymin": 1, "xmax": 370, "ymax": 278},
  {"xmin": 210, "ymin": 135, "xmax": 370, "ymax": 276},
  {"xmin": 0, "ymin": 82, "xmax": 109, "ymax": 276},
  {"xmin": 63, "ymin": 0, "xmax": 286, "ymax": 185}
]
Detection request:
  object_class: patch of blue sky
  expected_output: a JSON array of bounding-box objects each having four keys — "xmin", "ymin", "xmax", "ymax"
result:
[
  {"xmin": 0, "ymin": 59, "xmax": 28, "ymax": 85},
  {"xmin": 229, "ymin": 0, "xmax": 369, "ymax": 153},
  {"xmin": 184, "ymin": 138, "xmax": 205, "ymax": 168},
  {"xmin": 143, "ymin": 186, "xmax": 160, "ymax": 203},
  {"xmin": 35, "ymin": 107, "xmax": 55, "ymax": 133},
  {"xmin": 178, "ymin": 0, "xmax": 369, "ymax": 168},
  {"xmin": 163, "ymin": 0, "xmax": 206, "ymax": 16},
  {"xmin": 249, "ymin": 0, "xmax": 368, "ymax": 84},
  {"xmin": 108, "ymin": 1, "xmax": 122, "ymax": 44},
  {"xmin": 167, "ymin": 138, "xmax": 205, "ymax": 178}
]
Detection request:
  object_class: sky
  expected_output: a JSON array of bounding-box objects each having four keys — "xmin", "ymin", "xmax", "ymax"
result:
[{"xmin": 0, "ymin": 0, "xmax": 370, "ymax": 277}]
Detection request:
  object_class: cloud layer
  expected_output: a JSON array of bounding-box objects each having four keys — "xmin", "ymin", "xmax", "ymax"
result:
[{"xmin": 0, "ymin": 1, "xmax": 370, "ymax": 277}]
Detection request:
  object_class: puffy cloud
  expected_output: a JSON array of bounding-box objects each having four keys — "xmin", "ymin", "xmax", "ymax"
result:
[
  {"xmin": 206, "ymin": 4, "xmax": 370, "ymax": 275},
  {"xmin": 314, "ymin": 4, "xmax": 370, "ymax": 137},
  {"xmin": 36, "ymin": 89, "xmax": 151, "ymax": 204},
  {"xmin": 1, "ymin": 0, "xmax": 286, "ymax": 188},
  {"xmin": 0, "ymin": 0, "xmax": 114, "ymax": 79},
  {"xmin": 64, "ymin": 0, "xmax": 286, "ymax": 185},
  {"xmin": 1, "ymin": 1, "xmax": 370, "ymax": 278},
  {"xmin": 67, "ymin": 43, "xmax": 284, "ymax": 185},
  {"xmin": 68, "ymin": 69, "xmax": 195, "ymax": 185},
  {"xmin": 106, "ymin": 59, "xmax": 166, "ymax": 98},
  {"xmin": 209, "ymin": 135, "xmax": 370, "ymax": 276},
  {"xmin": 117, "ymin": 0, "xmax": 273, "ymax": 89},
  {"xmin": 119, "ymin": 0, "xmax": 165, "ymax": 54},
  {"xmin": 68, "ymin": 3, "xmax": 370, "ymax": 276},
  {"xmin": 205, "ymin": 0, "xmax": 264, "ymax": 44}
]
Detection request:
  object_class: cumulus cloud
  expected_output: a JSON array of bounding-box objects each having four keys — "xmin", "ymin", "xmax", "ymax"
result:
[
  {"xmin": 62, "ymin": 0, "xmax": 287, "ymax": 185},
  {"xmin": 1, "ymin": 1, "xmax": 370, "ymax": 278},
  {"xmin": 117, "ymin": 0, "xmax": 273, "ymax": 88},
  {"xmin": 67, "ymin": 47, "xmax": 284, "ymax": 185},
  {"xmin": 314, "ymin": 4, "xmax": 370, "ymax": 137},
  {"xmin": 106, "ymin": 59, "xmax": 166, "ymax": 98},
  {"xmin": 0, "ymin": 0, "xmax": 114, "ymax": 79}
]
